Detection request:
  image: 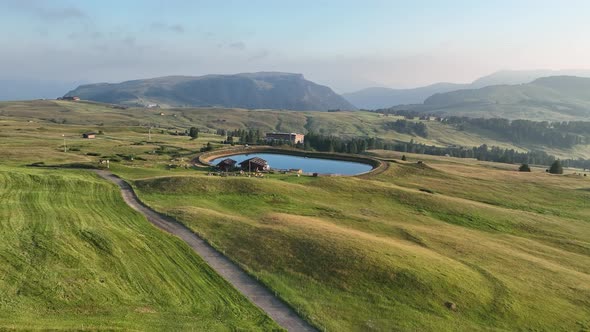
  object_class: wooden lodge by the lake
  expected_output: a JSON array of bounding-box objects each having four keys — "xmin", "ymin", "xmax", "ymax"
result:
[
  {"xmin": 239, "ymin": 157, "xmax": 270, "ymax": 172},
  {"xmin": 216, "ymin": 158, "xmax": 237, "ymax": 171}
]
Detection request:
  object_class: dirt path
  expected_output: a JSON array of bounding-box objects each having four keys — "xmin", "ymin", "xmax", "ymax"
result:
[{"xmin": 93, "ymin": 170, "xmax": 316, "ymax": 332}]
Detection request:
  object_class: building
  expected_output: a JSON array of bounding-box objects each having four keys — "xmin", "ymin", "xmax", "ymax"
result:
[
  {"xmin": 82, "ymin": 132, "xmax": 97, "ymax": 139},
  {"xmin": 265, "ymin": 132, "xmax": 304, "ymax": 144},
  {"xmin": 216, "ymin": 158, "xmax": 237, "ymax": 171},
  {"xmin": 60, "ymin": 96, "xmax": 80, "ymax": 101},
  {"xmin": 239, "ymin": 157, "xmax": 270, "ymax": 172}
]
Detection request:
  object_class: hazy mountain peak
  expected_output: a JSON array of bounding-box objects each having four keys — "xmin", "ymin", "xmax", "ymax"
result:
[{"xmin": 64, "ymin": 72, "xmax": 355, "ymax": 111}]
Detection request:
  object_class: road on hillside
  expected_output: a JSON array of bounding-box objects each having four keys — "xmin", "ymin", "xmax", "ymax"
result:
[{"xmin": 93, "ymin": 170, "xmax": 316, "ymax": 332}]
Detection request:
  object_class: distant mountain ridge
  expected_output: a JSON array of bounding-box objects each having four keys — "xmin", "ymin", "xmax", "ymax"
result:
[
  {"xmin": 65, "ymin": 72, "xmax": 356, "ymax": 111},
  {"xmin": 394, "ymin": 76, "xmax": 590, "ymax": 120},
  {"xmin": 343, "ymin": 69, "xmax": 590, "ymax": 109}
]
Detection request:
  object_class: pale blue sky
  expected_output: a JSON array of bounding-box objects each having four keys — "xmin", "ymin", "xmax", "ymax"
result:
[{"xmin": 2, "ymin": 0, "xmax": 590, "ymax": 91}]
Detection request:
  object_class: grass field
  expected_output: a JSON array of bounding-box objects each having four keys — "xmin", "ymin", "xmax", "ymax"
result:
[
  {"xmin": 0, "ymin": 166, "xmax": 278, "ymax": 330},
  {"xmin": 130, "ymin": 155, "xmax": 590, "ymax": 331},
  {"xmin": 1, "ymin": 100, "xmax": 590, "ymax": 331},
  {"xmin": 2, "ymin": 100, "xmax": 588, "ymax": 159}
]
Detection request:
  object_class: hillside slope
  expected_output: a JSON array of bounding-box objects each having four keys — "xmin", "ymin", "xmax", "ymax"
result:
[
  {"xmin": 0, "ymin": 166, "xmax": 277, "ymax": 330},
  {"xmin": 344, "ymin": 69, "xmax": 590, "ymax": 110},
  {"xmin": 342, "ymin": 83, "xmax": 466, "ymax": 109},
  {"xmin": 2, "ymin": 100, "xmax": 590, "ymax": 159},
  {"xmin": 64, "ymin": 72, "xmax": 356, "ymax": 111},
  {"xmin": 417, "ymin": 76, "xmax": 590, "ymax": 120},
  {"xmin": 132, "ymin": 160, "xmax": 590, "ymax": 331}
]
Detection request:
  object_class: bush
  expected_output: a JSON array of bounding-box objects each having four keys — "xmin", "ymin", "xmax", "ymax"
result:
[
  {"xmin": 549, "ymin": 160, "xmax": 563, "ymax": 174},
  {"xmin": 518, "ymin": 163, "xmax": 531, "ymax": 172},
  {"xmin": 419, "ymin": 188, "xmax": 435, "ymax": 194}
]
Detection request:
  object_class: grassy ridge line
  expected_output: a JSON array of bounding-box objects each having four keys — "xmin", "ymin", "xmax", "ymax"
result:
[{"xmin": 0, "ymin": 166, "xmax": 279, "ymax": 330}]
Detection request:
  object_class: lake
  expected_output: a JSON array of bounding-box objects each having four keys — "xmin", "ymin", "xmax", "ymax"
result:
[{"xmin": 209, "ymin": 153, "xmax": 373, "ymax": 175}]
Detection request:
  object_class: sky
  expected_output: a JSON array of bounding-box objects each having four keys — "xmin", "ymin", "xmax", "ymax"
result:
[{"xmin": 2, "ymin": 0, "xmax": 590, "ymax": 92}]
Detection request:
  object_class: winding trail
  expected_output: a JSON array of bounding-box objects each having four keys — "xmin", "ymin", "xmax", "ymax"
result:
[{"xmin": 93, "ymin": 170, "xmax": 316, "ymax": 332}]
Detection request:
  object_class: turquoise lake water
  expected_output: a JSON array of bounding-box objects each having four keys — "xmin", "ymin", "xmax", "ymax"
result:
[{"xmin": 209, "ymin": 153, "xmax": 373, "ymax": 175}]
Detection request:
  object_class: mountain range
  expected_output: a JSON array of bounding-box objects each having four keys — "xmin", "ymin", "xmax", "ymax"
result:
[
  {"xmin": 392, "ymin": 76, "xmax": 590, "ymax": 120},
  {"xmin": 343, "ymin": 69, "xmax": 590, "ymax": 109},
  {"xmin": 56, "ymin": 69, "xmax": 590, "ymax": 120},
  {"xmin": 64, "ymin": 72, "xmax": 355, "ymax": 111}
]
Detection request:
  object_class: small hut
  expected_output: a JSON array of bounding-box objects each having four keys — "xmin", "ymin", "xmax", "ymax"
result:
[
  {"xmin": 216, "ymin": 158, "xmax": 237, "ymax": 171},
  {"xmin": 239, "ymin": 157, "xmax": 270, "ymax": 172}
]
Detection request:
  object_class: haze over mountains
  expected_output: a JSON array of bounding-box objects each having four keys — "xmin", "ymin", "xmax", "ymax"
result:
[
  {"xmin": 27, "ymin": 68, "xmax": 590, "ymax": 121},
  {"xmin": 392, "ymin": 76, "xmax": 590, "ymax": 120},
  {"xmin": 64, "ymin": 72, "xmax": 355, "ymax": 111},
  {"xmin": 343, "ymin": 69, "xmax": 590, "ymax": 109},
  {"xmin": 0, "ymin": 80, "xmax": 84, "ymax": 101}
]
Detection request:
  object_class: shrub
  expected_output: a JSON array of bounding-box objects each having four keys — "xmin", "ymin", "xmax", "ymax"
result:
[
  {"xmin": 518, "ymin": 163, "xmax": 531, "ymax": 172},
  {"xmin": 549, "ymin": 160, "xmax": 563, "ymax": 174}
]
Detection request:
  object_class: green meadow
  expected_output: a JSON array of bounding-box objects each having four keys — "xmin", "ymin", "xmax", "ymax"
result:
[
  {"xmin": 129, "ymin": 157, "xmax": 590, "ymax": 331},
  {"xmin": 3, "ymin": 99, "xmax": 589, "ymax": 159},
  {"xmin": 0, "ymin": 100, "xmax": 589, "ymax": 331},
  {"xmin": 0, "ymin": 166, "xmax": 278, "ymax": 330}
]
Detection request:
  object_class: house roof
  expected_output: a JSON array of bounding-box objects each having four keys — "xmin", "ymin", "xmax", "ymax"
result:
[
  {"xmin": 239, "ymin": 157, "xmax": 267, "ymax": 166},
  {"xmin": 217, "ymin": 158, "xmax": 236, "ymax": 166}
]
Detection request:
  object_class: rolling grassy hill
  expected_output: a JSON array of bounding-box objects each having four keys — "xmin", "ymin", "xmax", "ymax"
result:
[
  {"xmin": 402, "ymin": 76, "xmax": 590, "ymax": 120},
  {"xmin": 2, "ymin": 99, "xmax": 590, "ymax": 159},
  {"xmin": 343, "ymin": 69, "xmax": 590, "ymax": 110},
  {"xmin": 342, "ymin": 83, "xmax": 466, "ymax": 110},
  {"xmin": 64, "ymin": 72, "xmax": 356, "ymax": 111},
  {"xmin": 0, "ymin": 166, "xmax": 278, "ymax": 330},
  {"xmin": 128, "ymin": 154, "xmax": 590, "ymax": 331},
  {"xmin": 1, "ymin": 101, "xmax": 590, "ymax": 331}
]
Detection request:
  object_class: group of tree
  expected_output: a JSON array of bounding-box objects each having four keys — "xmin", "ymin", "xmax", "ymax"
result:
[
  {"xmin": 189, "ymin": 127, "xmax": 199, "ymax": 139},
  {"xmin": 372, "ymin": 109, "xmax": 590, "ymax": 149},
  {"xmin": 384, "ymin": 119, "xmax": 428, "ymax": 137},
  {"xmin": 443, "ymin": 117, "xmax": 588, "ymax": 148},
  {"xmin": 214, "ymin": 126, "xmax": 590, "ymax": 170},
  {"xmin": 519, "ymin": 160, "xmax": 564, "ymax": 174},
  {"xmin": 303, "ymin": 132, "xmax": 384, "ymax": 154},
  {"xmin": 224, "ymin": 129, "xmax": 264, "ymax": 144},
  {"xmin": 385, "ymin": 140, "xmax": 558, "ymax": 165}
]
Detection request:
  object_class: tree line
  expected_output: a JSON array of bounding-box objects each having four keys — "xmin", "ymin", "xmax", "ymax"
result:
[
  {"xmin": 384, "ymin": 120, "xmax": 428, "ymax": 137},
  {"xmin": 216, "ymin": 127, "xmax": 590, "ymax": 169},
  {"xmin": 303, "ymin": 133, "xmax": 590, "ymax": 169},
  {"xmin": 371, "ymin": 109, "xmax": 590, "ymax": 149}
]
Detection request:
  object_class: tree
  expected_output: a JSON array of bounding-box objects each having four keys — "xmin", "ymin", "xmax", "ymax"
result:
[
  {"xmin": 549, "ymin": 160, "xmax": 563, "ymax": 174},
  {"xmin": 518, "ymin": 163, "xmax": 531, "ymax": 172},
  {"xmin": 189, "ymin": 127, "xmax": 199, "ymax": 139}
]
